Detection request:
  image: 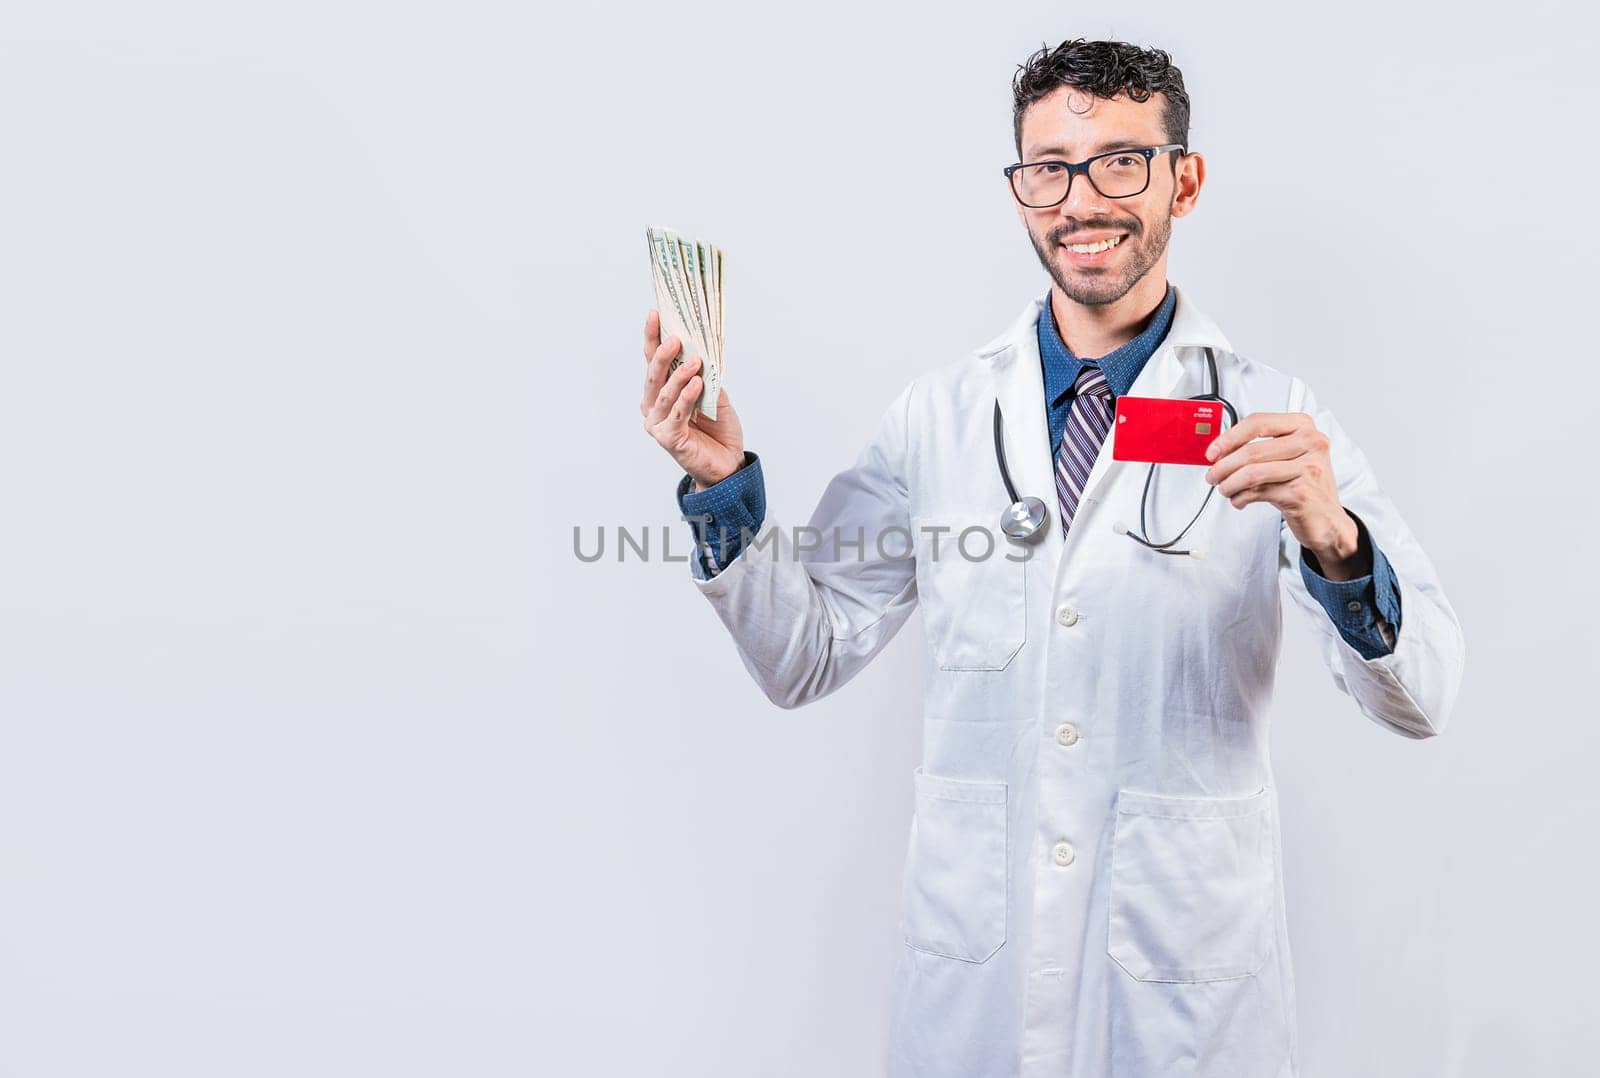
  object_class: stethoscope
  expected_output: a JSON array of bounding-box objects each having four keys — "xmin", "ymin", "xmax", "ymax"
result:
[{"xmin": 993, "ymin": 347, "xmax": 1238, "ymax": 556}]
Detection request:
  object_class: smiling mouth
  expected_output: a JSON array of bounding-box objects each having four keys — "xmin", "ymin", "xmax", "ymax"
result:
[{"xmin": 1060, "ymin": 234, "xmax": 1126, "ymax": 254}]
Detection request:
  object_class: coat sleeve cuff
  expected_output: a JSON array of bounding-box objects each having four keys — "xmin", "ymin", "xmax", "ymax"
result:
[
  {"xmin": 1299, "ymin": 507, "xmax": 1403, "ymax": 660},
  {"xmin": 675, "ymin": 451, "xmax": 766, "ymax": 578}
]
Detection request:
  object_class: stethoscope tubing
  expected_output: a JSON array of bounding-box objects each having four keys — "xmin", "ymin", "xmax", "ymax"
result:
[{"xmin": 992, "ymin": 347, "xmax": 1238, "ymax": 554}]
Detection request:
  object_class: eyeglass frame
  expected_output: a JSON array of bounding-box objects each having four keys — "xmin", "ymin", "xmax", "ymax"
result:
[{"xmin": 1002, "ymin": 144, "xmax": 1187, "ymax": 207}]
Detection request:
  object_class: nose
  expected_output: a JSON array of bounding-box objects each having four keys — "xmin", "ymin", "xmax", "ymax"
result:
[{"xmin": 1058, "ymin": 166, "xmax": 1112, "ymax": 220}]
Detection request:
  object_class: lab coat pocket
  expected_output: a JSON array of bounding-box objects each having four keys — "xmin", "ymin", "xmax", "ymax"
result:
[
  {"xmin": 912, "ymin": 511, "xmax": 1027, "ymax": 671},
  {"xmin": 1107, "ymin": 785, "xmax": 1273, "ymax": 983},
  {"xmin": 901, "ymin": 767, "xmax": 1008, "ymax": 963}
]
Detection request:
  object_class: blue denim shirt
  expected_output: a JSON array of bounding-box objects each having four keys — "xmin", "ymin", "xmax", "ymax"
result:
[{"xmin": 677, "ymin": 286, "xmax": 1402, "ymax": 658}]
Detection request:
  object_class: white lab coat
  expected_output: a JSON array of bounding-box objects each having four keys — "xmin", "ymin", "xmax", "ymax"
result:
[{"xmin": 684, "ymin": 286, "xmax": 1465, "ymax": 1077}]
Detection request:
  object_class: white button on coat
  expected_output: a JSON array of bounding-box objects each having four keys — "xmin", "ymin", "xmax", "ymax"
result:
[
  {"xmin": 1056, "ymin": 723, "xmax": 1079, "ymax": 747},
  {"xmin": 682, "ymin": 287, "xmax": 1466, "ymax": 1078},
  {"xmin": 1052, "ymin": 841, "xmax": 1075, "ymax": 867}
]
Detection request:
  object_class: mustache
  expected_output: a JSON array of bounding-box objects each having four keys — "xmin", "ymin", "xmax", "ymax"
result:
[{"xmin": 1051, "ymin": 220, "xmax": 1141, "ymax": 243}]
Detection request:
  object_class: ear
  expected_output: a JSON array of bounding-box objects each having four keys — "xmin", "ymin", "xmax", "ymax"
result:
[{"xmin": 1171, "ymin": 152, "xmax": 1205, "ymax": 218}]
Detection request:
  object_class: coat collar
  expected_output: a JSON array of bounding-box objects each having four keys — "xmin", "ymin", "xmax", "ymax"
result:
[
  {"xmin": 977, "ymin": 282, "xmax": 1233, "ymax": 366},
  {"xmin": 1038, "ymin": 283, "xmax": 1178, "ymax": 404},
  {"xmin": 979, "ymin": 283, "xmax": 1234, "ymax": 565}
]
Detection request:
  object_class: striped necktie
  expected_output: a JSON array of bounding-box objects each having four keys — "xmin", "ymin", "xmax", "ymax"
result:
[{"xmin": 1053, "ymin": 365, "xmax": 1114, "ymax": 538}]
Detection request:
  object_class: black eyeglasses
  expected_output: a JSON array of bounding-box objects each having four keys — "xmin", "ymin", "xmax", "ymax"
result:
[{"xmin": 1003, "ymin": 144, "xmax": 1185, "ymax": 207}]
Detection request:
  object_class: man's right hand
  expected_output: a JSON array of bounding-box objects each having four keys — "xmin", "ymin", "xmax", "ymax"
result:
[{"xmin": 641, "ymin": 308, "xmax": 746, "ymax": 491}]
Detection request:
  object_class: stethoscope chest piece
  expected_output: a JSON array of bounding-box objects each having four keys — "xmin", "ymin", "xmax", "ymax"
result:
[
  {"xmin": 993, "ymin": 400, "xmax": 1050, "ymax": 543},
  {"xmin": 1000, "ymin": 495, "xmax": 1048, "ymax": 543}
]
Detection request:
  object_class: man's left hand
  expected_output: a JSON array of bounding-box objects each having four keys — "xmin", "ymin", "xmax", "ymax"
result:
[{"xmin": 1202, "ymin": 411, "xmax": 1370, "ymax": 580}]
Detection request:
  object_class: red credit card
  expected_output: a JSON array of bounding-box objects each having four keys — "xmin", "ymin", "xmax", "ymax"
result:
[{"xmin": 1112, "ymin": 396, "xmax": 1223, "ymax": 466}]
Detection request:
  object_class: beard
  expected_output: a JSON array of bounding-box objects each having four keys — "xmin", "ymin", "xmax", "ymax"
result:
[{"xmin": 1028, "ymin": 206, "xmax": 1172, "ymax": 307}]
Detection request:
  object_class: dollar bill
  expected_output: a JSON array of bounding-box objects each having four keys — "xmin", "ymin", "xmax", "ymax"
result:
[{"xmin": 645, "ymin": 225, "xmax": 725, "ymax": 420}]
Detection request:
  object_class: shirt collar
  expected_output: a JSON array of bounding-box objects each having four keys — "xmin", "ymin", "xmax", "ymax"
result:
[{"xmin": 1038, "ymin": 282, "xmax": 1177, "ymax": 404}]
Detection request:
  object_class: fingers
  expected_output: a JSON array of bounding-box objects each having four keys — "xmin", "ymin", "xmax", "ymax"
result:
[
  {"xmin": 1204, "ymin": 423, "xmax": 1327, "ymax": 487},
  {"xmin": 640, "ymin": 332, "xmax": 683, "ymax": 415},
  {"xmin": 668, "ymin": 375, "xmax": 704, "ymax": 427},
  {"xmin": 644, "ymin": 353, "xmax": 702, "ymax": 430},
  {"xmin": 1215, "ymin": 458, "xmax": 1303, "ymax": 500},
  {"xmin": 1224, "ymin": 477, "xmax": 1300, "ymax": 510},
  {"xmin": 1204, "ymin": 411, "xmax": 1312, "ymax": 463}
]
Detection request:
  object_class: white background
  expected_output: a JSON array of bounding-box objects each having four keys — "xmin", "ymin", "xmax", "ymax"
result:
[{"xmin": 1, "ymin": 2, "xmax": 1595, "ymax": 1075}]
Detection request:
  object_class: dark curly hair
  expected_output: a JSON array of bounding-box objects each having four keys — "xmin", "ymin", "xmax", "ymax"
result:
[{"xmin": 1011, "ymin": 39, "xmax": 1191, "ymax": 160}]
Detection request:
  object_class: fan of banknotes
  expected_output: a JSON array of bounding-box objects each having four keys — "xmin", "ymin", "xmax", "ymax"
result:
[{"xmin": 645, "ymin": 225, "xmax": 724, "ymax": 420}]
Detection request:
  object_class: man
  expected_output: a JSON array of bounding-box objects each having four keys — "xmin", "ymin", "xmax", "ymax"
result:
[{"xmin": 638, "ymin": 38, "xmax": 1463, "ymax": 1078}]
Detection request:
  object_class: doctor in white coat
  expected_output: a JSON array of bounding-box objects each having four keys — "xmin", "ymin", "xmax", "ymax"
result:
[{"xmin": 638, "ymin": 38, "xmax": 1464, "ymax": 1078}]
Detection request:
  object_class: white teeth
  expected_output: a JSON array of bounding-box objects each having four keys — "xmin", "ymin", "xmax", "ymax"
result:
[{"xmin": 1065, "ymin": 235, "xmax": 1122, "ymax": 254}]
